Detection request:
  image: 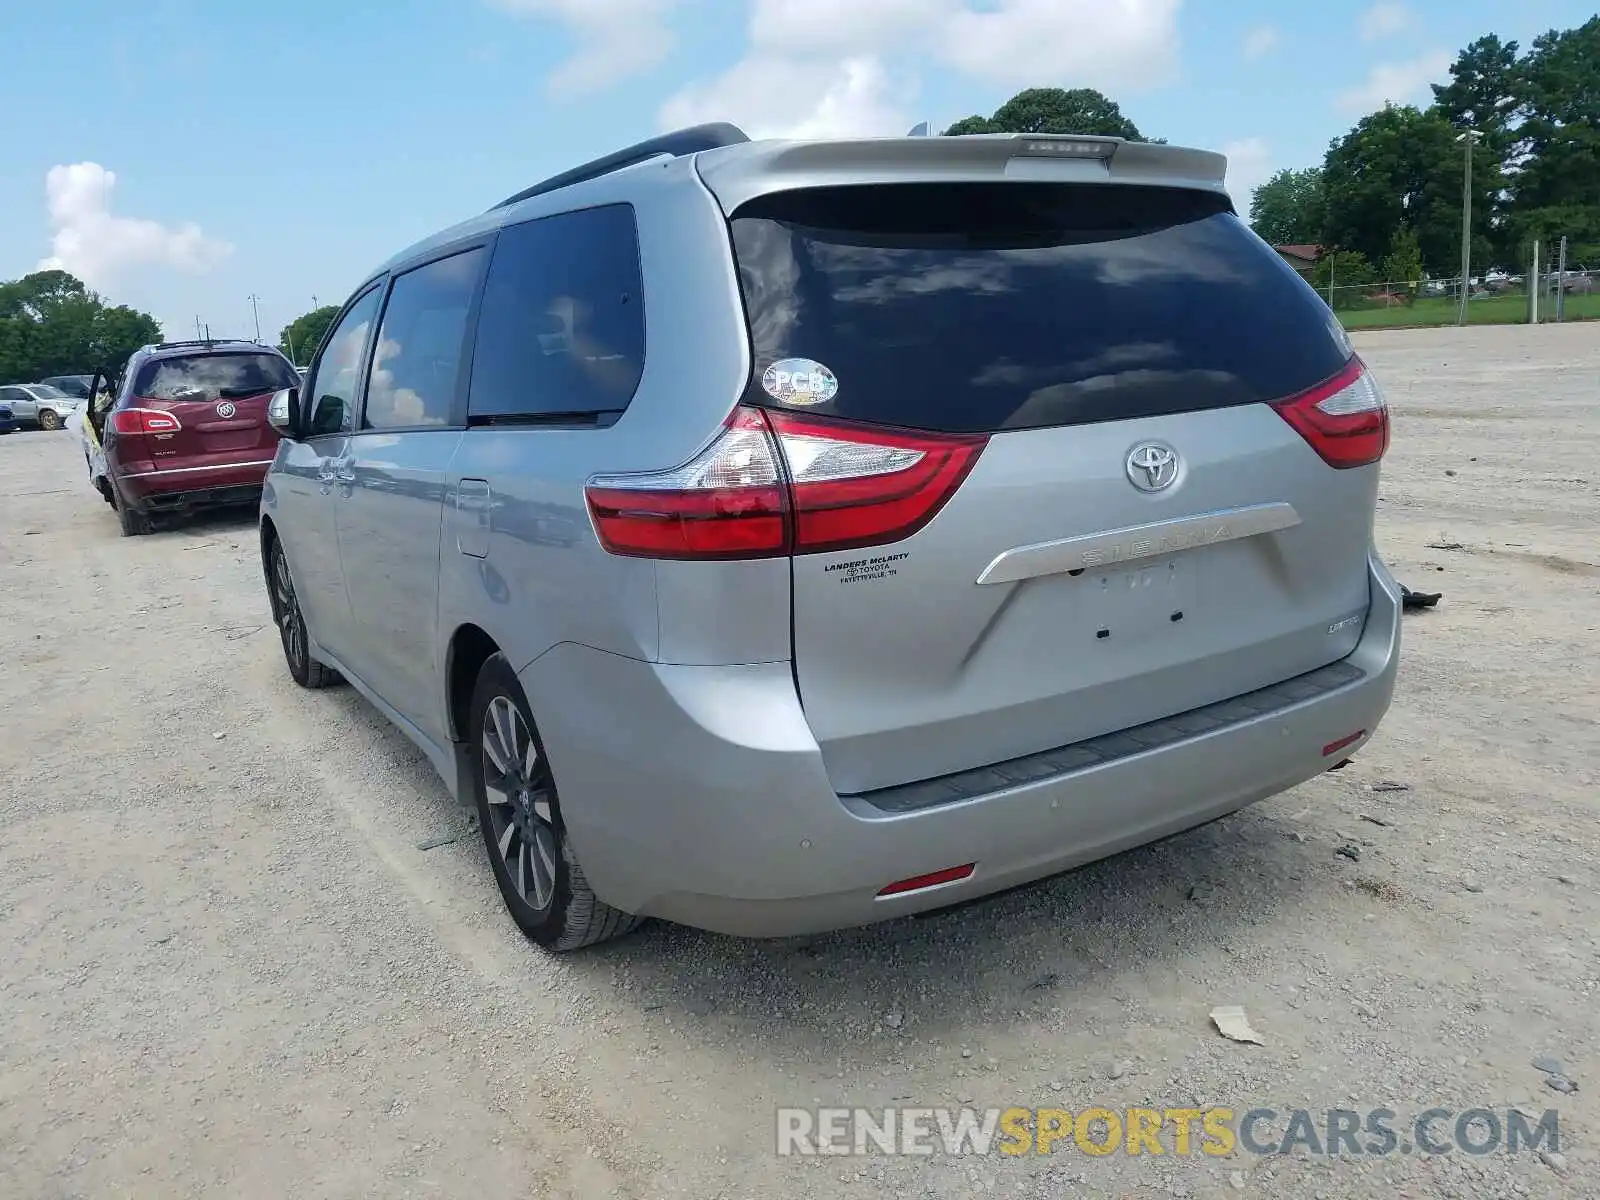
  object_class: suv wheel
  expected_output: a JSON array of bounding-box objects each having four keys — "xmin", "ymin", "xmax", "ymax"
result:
[
  {"xmin": 267, "ymin": 539, "xmax": 340, "ymax": 688},
  {"xmin": 469, "ymin": 653, "xmax": 642, "ymax": 951},
  {"xmin": 112, "ymin": 483, "xmax": 152, "ymax": 537},
  {"xmin": 39, "ymin": 409, "xmax": 63, "ymax": 431}
]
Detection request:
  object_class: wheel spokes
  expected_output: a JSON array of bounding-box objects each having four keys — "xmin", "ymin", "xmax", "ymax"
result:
[
  {"xmin": 480, "ymin": 691, "xmax": 558, "ymax": 913},
  {"xmin": 483, "ymin": 696, "xmax": 515, "ymax": 776},
  {"xmin": 530, "ymin": 824, "xmax": 558, "ymax": 910}
]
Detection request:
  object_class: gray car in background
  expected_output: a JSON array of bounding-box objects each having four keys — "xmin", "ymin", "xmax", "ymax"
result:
[
  {"xmin": 0, "ymin": 383, "xmax": 79, "ymax": 430},
  {"xmin": 259, "ymin": 125, "xmax": 1401, "ymax": 952}
]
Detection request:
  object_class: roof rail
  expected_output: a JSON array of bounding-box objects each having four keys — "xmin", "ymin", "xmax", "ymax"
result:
[{"xmin": 491, "ymin": 122, "xmax": 750, "ymax": 211}]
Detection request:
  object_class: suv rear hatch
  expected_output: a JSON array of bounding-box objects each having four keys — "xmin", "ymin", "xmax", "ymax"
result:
[
  {"xmin": 119, "ymin": 351, "xmax": 297, "ymax": 467},
  {"xmin": 585, "ymin": 167, "xmax": 1388, "ymax": 797},
  {"xmin": 739, "ymin": 181, "xmax": 1386, "ymax": 794}
]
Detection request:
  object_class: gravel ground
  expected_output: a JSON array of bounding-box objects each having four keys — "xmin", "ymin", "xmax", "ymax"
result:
[{"xmin": 1, "ymin": 321, "xmax": 1596, "ymax": 1199}]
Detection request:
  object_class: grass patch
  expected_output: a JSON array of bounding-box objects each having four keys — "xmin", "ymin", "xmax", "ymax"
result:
[{"xmin": 1337, "ymin": 291, "xmax": 1600, "ymax": 330}]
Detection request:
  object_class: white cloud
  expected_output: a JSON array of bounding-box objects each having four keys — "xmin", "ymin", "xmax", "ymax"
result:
[
  {"xmin": 489, "ymin": 0, "xmax": 679, "ymax": 95},
  {"xmin": 1359, "ymin": 2, "xmax": 1412, "ymax": 41},
  {"xmin": 938, "ymin": 0, "xmax": 1181, "ymax": 93},
  {"xmin": 1221, "ymin": 138, "xmax": 1272, "ymax": 212},
  {"xmin": 749, "ymin": 0, "xmax": 956, "ymax": 56},
  {"xmin": 1242, "ymin": 25, "xmax": 1278, "ymax": 60},
  {"xmin": 1336, "ymin": 50, "xmax": 1450, "ymax": 114},
  {"xmin": 36, "ymin": 163, "xmax": 230, "ymax": 288},
  {"xmin": 661, "ymin": 0, "xmax": 1179, "ymax": 141},
  {"xmin": 659, "ymin": 55, "xmax": 912, "ymax": 139}
]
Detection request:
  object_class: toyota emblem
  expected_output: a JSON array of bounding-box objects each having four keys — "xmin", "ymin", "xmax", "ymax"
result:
[
  {"xmin": 216, "ymin": 401, "xmax": 237, "ymax": 419},
  {"xmin": 1126, "ymin": 442, "xmax": 1180, "ymax": 492}
]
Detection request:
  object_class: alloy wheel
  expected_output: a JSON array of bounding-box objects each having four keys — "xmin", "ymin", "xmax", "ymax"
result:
[
  {"xmin": 480, "ymin": 695, "xmax": 560, "ymax": 913},
  {"xmin": 271, "ymin": 545, "xmax": 307, "ymax": 672}
]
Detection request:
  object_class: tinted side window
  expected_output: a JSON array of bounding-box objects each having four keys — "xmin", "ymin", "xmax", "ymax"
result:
[
  {"xmin": 307, "ymin": 286, "xmax": 382, "ymax": 437},
  {"xmin": 364, "ymin": 248, "xmax": 484, "ymax": 430},
  {"xmin": 730, "ymin": 183, "xmax": 1352, "ymax": 434},
  {"xmin": 468, "ymin": 204, "xmax": 645, "ymax": 421}
]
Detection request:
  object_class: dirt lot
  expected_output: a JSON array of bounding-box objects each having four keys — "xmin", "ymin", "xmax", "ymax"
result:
[{"xmin": 1, "ymin": 322, "xmax": 1596, "ymax": 1199}]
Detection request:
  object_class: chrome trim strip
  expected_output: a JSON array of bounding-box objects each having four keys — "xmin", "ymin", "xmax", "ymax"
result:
[
  {"xmin": 121, "ymin": 459, "xmax": 275, "ymax": 478},
  {"xmin": 975, "ymin": 502, "xmax": 1302, "ymax": 585}
]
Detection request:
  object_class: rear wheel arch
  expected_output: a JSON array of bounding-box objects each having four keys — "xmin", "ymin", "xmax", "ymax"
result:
[{"xmin": 447, "ymin": 624, "xmax": 502, "ymax": 744}]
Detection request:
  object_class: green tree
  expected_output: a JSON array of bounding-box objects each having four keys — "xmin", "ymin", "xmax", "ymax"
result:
[
  {"xmin": 0, "ymin": 270, "xmax": 160, "ymax": 381},
  {"xmin": 1249, "ymin": 167, "xmax": 1325, "ymax": 245},
  {"xmin": 1381, "ymin": 226, "xmax": 1425, "ymax": 291},
  {"xmin": 1321, "ymin": 105, "xmax": 1473, "ymax": 278},
  {"xmin": 1309, "ymin": 249, "xmax": 1378, "ymax": 310},
  {"xmin": 1431, "ymin": 35, "xmax": 1521, "ymax": 266},
  {"xmin": 943, "ymin": 87, "xmax": 1147, "ymax": 140},
  {"xmin": 1507, "ymin": 17, "xmax": 1600, "ymax": 250},
  {"xmin": 943, "ymin": 115, "xmax": 995, "ymax": 136},
  {"xmin": 278, "ymin": 305, "xmax": 339, "ymax": 366}
]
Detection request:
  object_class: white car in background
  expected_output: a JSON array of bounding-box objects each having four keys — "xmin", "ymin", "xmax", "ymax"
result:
[{"xmin": 0, "ymin": 383, "xmax": 81, "ymax": 431}]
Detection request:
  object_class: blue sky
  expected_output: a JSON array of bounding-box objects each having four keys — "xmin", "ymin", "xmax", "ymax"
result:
[{"xmin": 0, "ymin": 0, "xmax": 1590, "ymax": 354}]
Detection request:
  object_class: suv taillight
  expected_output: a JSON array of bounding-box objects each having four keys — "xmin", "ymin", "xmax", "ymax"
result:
[
  {"xmin": 111, "ymin": 408, "xmax": 182, "ymax": 435},
  {"xmin": 1271, "ymin": 357, "xmax": 1389, "ymax": 469},
  {"xmin": 585, "ymin": 407, "xmax": 988, "ymax": 559}
]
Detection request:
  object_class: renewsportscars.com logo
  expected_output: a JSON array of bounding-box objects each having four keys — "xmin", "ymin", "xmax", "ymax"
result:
[{"xmin": 776, "ymin": 1106, "xmax": 1561, "ymax": 1159}]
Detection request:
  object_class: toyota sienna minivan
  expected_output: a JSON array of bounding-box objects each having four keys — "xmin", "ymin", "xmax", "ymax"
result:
[{"xmin": 260, "ymin": 124, "xmax": 1400, "ymax": 951}]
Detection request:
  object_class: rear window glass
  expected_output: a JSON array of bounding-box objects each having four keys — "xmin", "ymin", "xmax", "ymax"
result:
[
  {"xmin": 730, "ymin": 184, "xmax": 1351, "ymax": 434},
  {"xmin": 133, "ymin": 353, "xmax": 299, "ymax": 402}
]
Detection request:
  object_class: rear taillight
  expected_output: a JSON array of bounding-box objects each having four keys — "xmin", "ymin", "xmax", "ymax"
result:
[
  {"xmin": 111, "ymin": 408, "xmax": 182, "ymax": 435},
  {"xmin": 585, "ymin": 407, "xmax": 988, "ymax": 560},
  {"xmin": 1271, "ymin": 357, "xmax": 1389, "ymax": 469}
]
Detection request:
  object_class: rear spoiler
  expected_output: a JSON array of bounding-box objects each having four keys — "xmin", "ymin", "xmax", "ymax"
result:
[{"xmin": 695, "ymin": 133, "xmax": 1230, "ymax": 214}]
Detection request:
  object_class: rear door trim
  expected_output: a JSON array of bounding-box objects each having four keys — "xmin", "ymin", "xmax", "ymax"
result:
[{"xmin": 975, "ymin": 502, "xmax": 1302, "ymax": 585}]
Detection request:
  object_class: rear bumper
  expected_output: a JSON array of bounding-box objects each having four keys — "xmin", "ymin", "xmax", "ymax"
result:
[
  {"xmin": 118, "ymin": 458, "xmax": 273, "ymax": 508},
  {"xmin": 527, "ymin": 552, "xmax": 1402, "ymax": 938}
]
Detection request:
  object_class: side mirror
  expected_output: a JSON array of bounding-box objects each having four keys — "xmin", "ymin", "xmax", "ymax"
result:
[{"xmin": 267, "ymin": 388, "xmax": 299, "ymax": 438}]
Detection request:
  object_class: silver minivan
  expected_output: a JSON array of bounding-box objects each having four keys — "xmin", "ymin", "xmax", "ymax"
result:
[{"xmin": 260, "ymin": 124, "xmax": 1400, "ymax": 951}]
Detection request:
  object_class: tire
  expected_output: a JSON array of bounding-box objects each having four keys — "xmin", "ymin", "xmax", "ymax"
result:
[
  {"xmin": 39, "ymin": 409, "xmax": 62, "ymax": 432},
  {"xmin": 112, "ymin": 483, "xmax": 152, "ymax": 537},
  {"xmin": 266, "ymin": 538, "xmax": 341, "ymax": 689},
  {"xmin": 469, "ymin": 653, "xmax": 642, "ymax": 951}
]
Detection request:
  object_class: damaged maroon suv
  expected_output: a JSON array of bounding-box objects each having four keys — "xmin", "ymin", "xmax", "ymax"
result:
[{"xmin": 85, "ymin": 340, "xmax": 299, "ymax": 536}]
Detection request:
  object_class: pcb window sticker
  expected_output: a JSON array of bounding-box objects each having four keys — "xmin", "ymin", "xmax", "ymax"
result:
[{"xmin": 761, "ymin": 358, "xmax": 838, "ymax": 407}]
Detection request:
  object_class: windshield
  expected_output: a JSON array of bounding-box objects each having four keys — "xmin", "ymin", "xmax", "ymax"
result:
[
  {"xmin": 132, "ymin": 353, "xmax": 299, "ymax": 402},
  {"xmin": 27, "ymin": 385, "xmax": 72, "ymax": 399}
]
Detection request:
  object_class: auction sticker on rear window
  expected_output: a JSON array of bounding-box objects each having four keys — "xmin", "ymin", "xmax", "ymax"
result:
[{"xmin": 761, "ymin": 358, "xmax": 838, "ymax": 407}]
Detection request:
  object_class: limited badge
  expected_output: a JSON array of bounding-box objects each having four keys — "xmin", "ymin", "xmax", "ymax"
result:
[{"xmin": 761, "ymin": 358, "xmax": 838, "ymax": 407}]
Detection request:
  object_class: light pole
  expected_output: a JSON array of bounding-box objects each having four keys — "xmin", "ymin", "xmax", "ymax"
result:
[
  {"xmin": 247, "ymin": 294, "xmax": 262, "ymax": 343},
  {"xmin": 1456, "ymin": 129, "xmax": 1481, "ymax": 326}
]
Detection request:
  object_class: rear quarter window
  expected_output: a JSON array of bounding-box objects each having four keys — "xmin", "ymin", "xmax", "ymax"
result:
[
  {"xmin": 134, "ymin": 353, "xmax": 299, "ymax": 402},
  {"xmin": 730, "ymin": 183, "xmax": 1351, "ymax": 434},
  {"xmin": 467, "ymin": 204, "xmax": 645, "ymax": 423}
]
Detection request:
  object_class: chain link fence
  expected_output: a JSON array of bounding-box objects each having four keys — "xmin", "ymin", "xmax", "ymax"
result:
[{"xmin": 1305, "ymin": 261, "xmax": 1597, "ymax": 330}]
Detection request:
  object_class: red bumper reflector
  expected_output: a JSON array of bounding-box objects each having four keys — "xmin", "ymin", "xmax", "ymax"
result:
[
  {"xmin": 1322, "ymin": 730, "xmax": 1366, "ymax": 758},
  {"xmin": 877, "ymin": 863, "xmax": 976, "ymax": 898}
]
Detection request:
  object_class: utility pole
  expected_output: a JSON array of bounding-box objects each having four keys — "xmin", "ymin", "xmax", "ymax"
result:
[
  {"xmin": 1456, "ymin": 130, "xmax": 1481, "ymax": 326},
  {"xmin": 195, "ymin": 315, "xmax": 203, "ymax": 340},
  {"xmin": 247, "ymin": 294, "xmax": 262, "ymax": 343}
]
